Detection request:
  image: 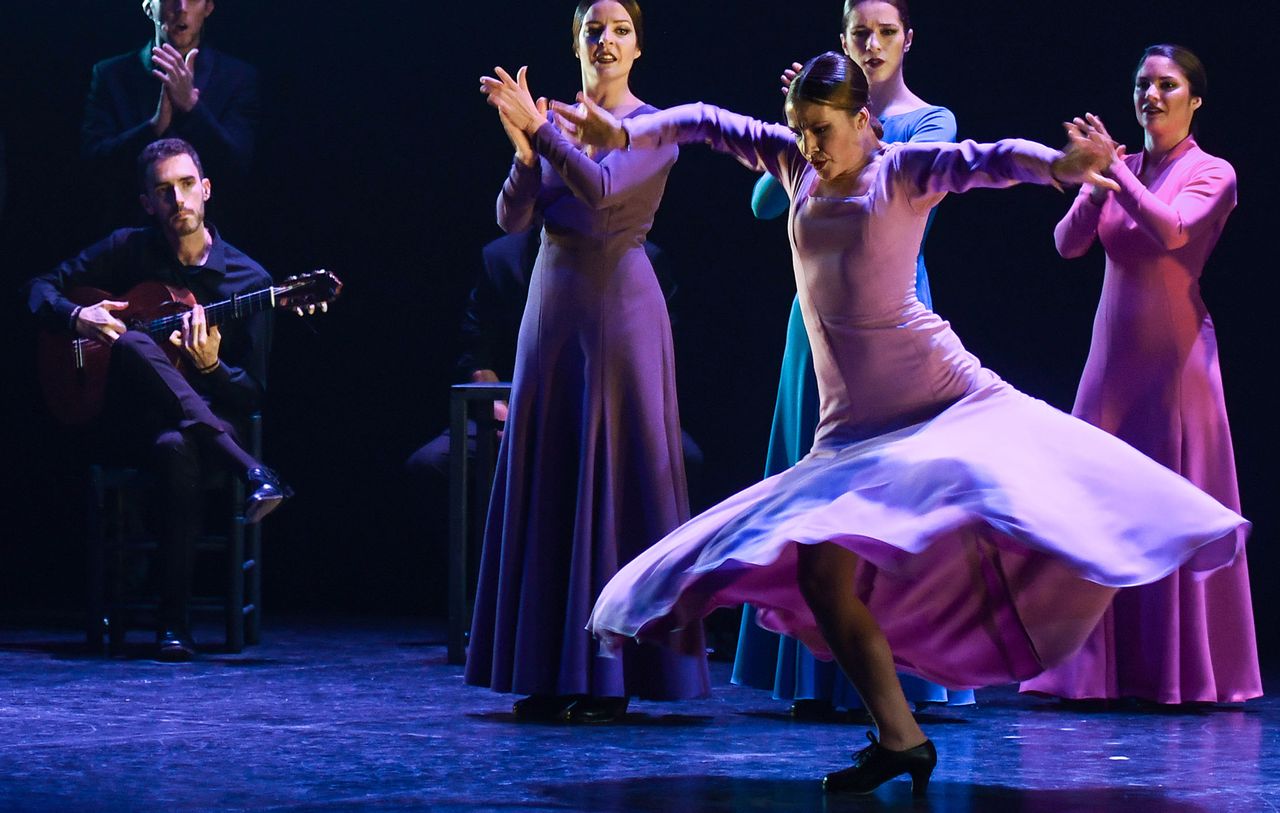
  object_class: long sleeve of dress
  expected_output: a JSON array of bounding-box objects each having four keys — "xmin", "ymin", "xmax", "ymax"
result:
[
  {"xmin": 496, "ymin": 158, "xmax": 541, "ymax": 233},
  {"xmin": 893, "ymin": 139, "xmax": 1060, "ymax": 212},
  {"xmin": 625, "ymin": 104, "xmax": 800, "ymax": 187},
  {"xmin": 530, "ymin": 120, "xmax": 677, "ymax": 210},
  {"xmin": 1053, "ymin": 185, "xmax": 1103, "ymax": 258},
  {"xmin": 1108, "ymin": 157, "xmax": 1237, "ymax": 251}
]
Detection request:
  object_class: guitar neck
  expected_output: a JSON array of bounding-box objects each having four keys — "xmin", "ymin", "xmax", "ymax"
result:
[{"xmin": 141, "ymin": 286, "xmax": 278, "ymax": 338}]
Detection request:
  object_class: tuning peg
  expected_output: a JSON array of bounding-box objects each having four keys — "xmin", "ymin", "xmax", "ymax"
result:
[{"xmin": 320, "ymin": 302, "xmax": 328, "ymax": 313}]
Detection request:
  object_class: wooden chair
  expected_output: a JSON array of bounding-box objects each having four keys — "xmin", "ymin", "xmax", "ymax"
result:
[{"xmin": 85, "ymin": 413, "xmax": 264, "ymax": 654}]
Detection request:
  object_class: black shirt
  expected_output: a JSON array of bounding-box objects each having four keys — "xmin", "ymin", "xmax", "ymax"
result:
[{"xmin": 26, "ymin": 225, "xmax": 273, "ymax": 417}]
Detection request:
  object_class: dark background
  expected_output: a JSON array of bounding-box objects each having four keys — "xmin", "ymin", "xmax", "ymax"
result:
[{"xmin": 2, "ymin": 2, "xmax": 1275, "ymax": 663}]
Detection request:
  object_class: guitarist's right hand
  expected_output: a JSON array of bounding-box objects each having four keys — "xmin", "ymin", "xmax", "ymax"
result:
[{"xmin": 74, "ymin": 300, "xmax": 129, "ymax": 345}]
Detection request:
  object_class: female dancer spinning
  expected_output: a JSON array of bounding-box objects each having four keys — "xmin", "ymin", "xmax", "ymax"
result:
[
  {"xmin": 466, "ymin": 0, "xmax": 708, "ymax": 724},
  {"xmin": 485, "ymin": 51, "xmax": 1247, "ymax": 793},
  {"xmin": 1021, "ymin": 45, "xmax": 1260, "ymax": 705},
  {"xmin": 733, "ymin": 0, "xmax": 973, "ymax": 719}
]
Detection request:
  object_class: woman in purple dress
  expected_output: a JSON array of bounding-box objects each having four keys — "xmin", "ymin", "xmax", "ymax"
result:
[
  {"xmin": 491, "ymin": 52, "xmax": 1248, "ymax": 794},
  {"xmin": 466, "ymin": 0, "xmax": 709, "ymax": 723},
  {"xmin": 1021, "ymin": 45, "xmax": 1260, "ymax": 705}
]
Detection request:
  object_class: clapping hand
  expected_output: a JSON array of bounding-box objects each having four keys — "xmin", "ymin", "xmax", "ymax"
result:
[
  {"xmin": 1063, "ymin": 113, "xmax": 1126, "ymax": 203},
  {"xmin": 152, "ymin": 44, "xmax": 200, "ymax": 113},
  {"xmin": 480, "ymin": 66, "xmax": 548, "ymax": 166},
  {"xmin": 549, "ymin": 93, "xmax": 627, "ymax": 152},
  {"xmin": 1052, "ymin": 116, "xmax": 1122, "ymax": 193}
]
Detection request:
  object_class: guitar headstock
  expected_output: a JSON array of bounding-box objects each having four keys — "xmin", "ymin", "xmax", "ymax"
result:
[{"xmin": 276, "ymin": 269, "xmax": 343, "ymax": 316}]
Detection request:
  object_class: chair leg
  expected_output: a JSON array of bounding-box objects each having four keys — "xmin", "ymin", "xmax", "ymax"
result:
[
  {"xmin": 244, "ymin": 411, "xmax": 263, "ymax": 646},
  {"xmin": 448, "ymin": 394, "xmax": 470, "ymax": 666},
  {"xmin": 226, "ymin": 479, "xmax": 246, "ymax": 653},
  {"xmin": 107, "ymin": 482, "xmax": 129, "ymax": 655},
  {"xmin": 246, "ymin": 521, "xmax": 262, "ymax": 645},
  {"xmin": 86, "ymin": 466, "xmax": 107, "ymax": 653}
]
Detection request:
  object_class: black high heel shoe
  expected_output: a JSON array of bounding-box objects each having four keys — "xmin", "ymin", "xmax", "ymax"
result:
[
  {"xmin": 822, "ymin": 732, "xmax": 936, "ymax": 797},
  {"xmin": 562, "ymin": 695, "xmax": 629, "ymax": 724},
  {"xmin": 511, "ymin": 694, "xmax": 576, "ymax": 721}
]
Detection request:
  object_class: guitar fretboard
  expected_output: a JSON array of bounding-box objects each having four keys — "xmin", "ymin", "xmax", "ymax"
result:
[{"xmin": 140, "ymin": 287, "xmax": 277, "ymax": 337}]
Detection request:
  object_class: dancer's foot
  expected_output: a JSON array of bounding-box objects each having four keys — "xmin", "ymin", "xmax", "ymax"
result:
[
  {"xmin": 511, "ymin": 694, "xmax": 576, "ymax": 721},
  {"xmin": 823, "ymin": 732, "xmax": 936, "ymax": 797},
  {"xmin": 562, "ymin": 695, "xmax": 629, "ymax": 724}
]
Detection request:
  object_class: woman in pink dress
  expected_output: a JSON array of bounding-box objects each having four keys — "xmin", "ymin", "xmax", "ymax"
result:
[
  {"xmin": 1021, "ymin": 45, "xmax": 1260, "ymax": 705},
  {"xmin": 488, "ymin": 51, "xmax": 1247, "ymax": 796}
]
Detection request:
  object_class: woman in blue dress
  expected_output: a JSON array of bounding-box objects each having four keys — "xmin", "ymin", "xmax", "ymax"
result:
[{"xmin": 733, "ymin": 0, "xmax": 974, "ymax": 719}]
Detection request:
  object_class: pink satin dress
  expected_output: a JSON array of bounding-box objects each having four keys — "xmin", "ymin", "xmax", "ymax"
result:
[{"xmin": 1021, "ymin": 136, "xmax": 1260, "ymax": 703}]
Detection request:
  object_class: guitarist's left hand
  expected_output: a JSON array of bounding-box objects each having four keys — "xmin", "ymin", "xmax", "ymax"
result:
[{"xmin": 169, "ymin": 303, "xmax": 222, "ymax": 372}]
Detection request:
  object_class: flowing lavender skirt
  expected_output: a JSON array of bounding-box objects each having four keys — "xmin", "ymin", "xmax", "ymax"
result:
[
  {"xmin": 590, "ymin": 380, "xmax": 1246, "ymax": 690},
  {"xmin": 734, "ymin": 297, "xmax": 973, "ymax": 707}
]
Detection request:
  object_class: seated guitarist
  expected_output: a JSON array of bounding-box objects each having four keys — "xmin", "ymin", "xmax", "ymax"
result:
[{"xmin": 25, "ymin": 137, "xmax": 290, "ymax": 661}]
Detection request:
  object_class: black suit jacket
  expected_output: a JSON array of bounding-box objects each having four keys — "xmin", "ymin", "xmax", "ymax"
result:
[{"xmin": 82, "ymin": 43, "xmax": 259, "ymax": 230}]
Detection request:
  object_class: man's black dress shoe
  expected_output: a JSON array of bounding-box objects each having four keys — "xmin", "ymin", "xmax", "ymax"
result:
[
  {"xmin": 512, "ymin": 694, "xmax": 576, "ymax": 721},
  {"xmin": 562, "ymin": 696, "xmax": 628, "ymax": 724},
  {"xmin": 245, "ymin": 466, "xmax": 294, "ymax": 524},
  {"xmin": 823, "ymin": 732, "xmax": 936, "ymax": 797},
  {"xmin": 155, "ymin": 629, "xmax": 197, "ymax": 662}
]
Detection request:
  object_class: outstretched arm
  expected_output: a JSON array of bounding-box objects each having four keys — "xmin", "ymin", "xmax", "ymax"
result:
[
  {"xmin": 895, "ymin": 129, "xmax": 1116, "ymax": 212},
  {"xmin": 554, "ymin": 97, "xmax": 801, "ymax": 186},
  {"xmin": 530, "ymin": 115, "xmax": 676, "ymax": 210}
]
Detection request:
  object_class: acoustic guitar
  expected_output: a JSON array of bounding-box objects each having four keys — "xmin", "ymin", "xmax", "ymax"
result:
[{"xmin": 38, "ymin": 270, "xmax": 343, "ymax": 426}]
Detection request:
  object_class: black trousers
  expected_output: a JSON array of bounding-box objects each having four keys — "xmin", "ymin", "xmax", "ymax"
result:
[{"xmin": 106, "ymin": 332, "xmax": 258, "ymax": 630}]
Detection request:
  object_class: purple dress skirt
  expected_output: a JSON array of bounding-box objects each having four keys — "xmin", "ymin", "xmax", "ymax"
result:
[
  {"xmin": 1021, "ymin": 137, "xmax": 1261, "ymax": 703},
  {"xmin": 586, "ymin": 105, "xmax": 1248, "ymax": 690},
  {"xmin": 464, "ymin": 106, "xmax": 710, "ymax": 700}
]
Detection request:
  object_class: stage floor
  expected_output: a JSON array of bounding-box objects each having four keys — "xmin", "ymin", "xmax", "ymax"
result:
[{"xmin": 1, "ymin": 618, "xmax": 1275, "ymax": 811}]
